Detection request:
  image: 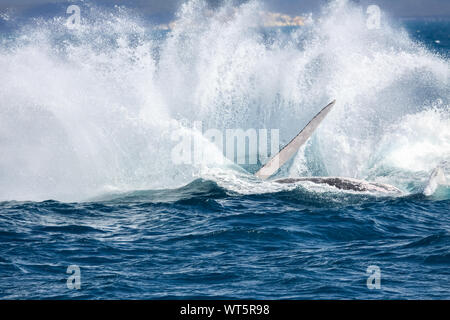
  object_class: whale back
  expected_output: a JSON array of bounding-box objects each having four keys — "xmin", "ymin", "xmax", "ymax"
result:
[{"xmin": 275, "ymin": 177, "xmax": 403, "ymax": 194}]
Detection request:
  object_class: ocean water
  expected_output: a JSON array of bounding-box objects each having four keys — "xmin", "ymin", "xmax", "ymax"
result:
[{"xmin": 0, "ymin": 0, "xmax": 449, "ymax": 299}]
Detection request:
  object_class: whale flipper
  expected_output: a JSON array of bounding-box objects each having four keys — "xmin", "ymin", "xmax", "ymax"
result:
[
  {"xmin": 253, "ymin": 99, "xmax": 404, "ymax": 195},
  {"xmin": 255, "ymin": 100, "xmax": 336, "ymax": 179}
]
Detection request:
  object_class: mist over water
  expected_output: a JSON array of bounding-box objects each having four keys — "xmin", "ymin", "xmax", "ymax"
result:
[{"xmin": 0, "ymin": 0, "xmax": 448, "ymax": 201}]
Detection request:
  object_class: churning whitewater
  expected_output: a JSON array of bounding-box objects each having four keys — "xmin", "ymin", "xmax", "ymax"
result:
[
  {"xmin": 0, "ymin": 0, "xmax": 448, "ymax": 201},
  {"xmin": 0, "ymin": 0, "xmax": 449, "ymax": 300}
]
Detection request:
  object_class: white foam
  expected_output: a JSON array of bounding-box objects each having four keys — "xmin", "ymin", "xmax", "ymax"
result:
[{"xmin": 0, "ymin": 0, "xmax": 448, "ymax": 201}]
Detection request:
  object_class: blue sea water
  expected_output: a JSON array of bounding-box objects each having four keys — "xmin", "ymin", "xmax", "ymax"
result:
[
  {"xmin": 0, "ymin": 1, "xmax": 449, "ymax": 299},
  {"xmin": 1, "ymin": 180, "xmax": 449, "ymax": 299}
]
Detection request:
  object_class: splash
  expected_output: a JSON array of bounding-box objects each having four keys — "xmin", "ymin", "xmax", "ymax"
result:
[{"xmin": 0, "ymin": 0, "xmax": 448, "ymax": 201}]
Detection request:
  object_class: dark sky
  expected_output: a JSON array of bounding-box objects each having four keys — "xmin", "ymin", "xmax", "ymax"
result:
[{"xmin": 1, "ymin": 0, "xmax": 450, "ymax": 20}]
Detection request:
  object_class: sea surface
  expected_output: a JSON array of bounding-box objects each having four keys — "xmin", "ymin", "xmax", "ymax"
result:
[{"xmin": 0, "ymin": 1, "xmax": 449, "ymax": 299}]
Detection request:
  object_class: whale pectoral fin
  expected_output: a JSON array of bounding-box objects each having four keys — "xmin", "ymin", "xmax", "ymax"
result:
[{"xmin": 255, "ymin": 100, "xmax": 336, "ymax": 180}]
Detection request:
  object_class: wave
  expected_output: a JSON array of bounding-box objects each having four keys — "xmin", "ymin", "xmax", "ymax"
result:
[{"xmin": 0, "ymin": 0, "xmax": 448, "ymax": 201}]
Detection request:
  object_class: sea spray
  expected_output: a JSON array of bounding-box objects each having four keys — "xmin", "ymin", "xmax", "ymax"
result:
[{"xmin": 0, "ymin": 0, "xmax": 448, "ymax": 201}]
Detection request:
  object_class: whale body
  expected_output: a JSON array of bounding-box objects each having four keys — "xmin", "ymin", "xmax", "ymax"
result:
[
  {"xmin": 254, "ymin": 100, "xmax": 446, "ymax": 196},
  {"xmin": 274, "ymin": 177, "xmax": 403, "ymax": 194},
  {"xmin": 254, "ymin": 100, "xmax": 404, "ymax": 194}
]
